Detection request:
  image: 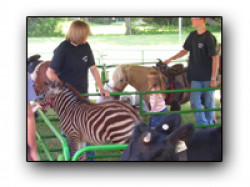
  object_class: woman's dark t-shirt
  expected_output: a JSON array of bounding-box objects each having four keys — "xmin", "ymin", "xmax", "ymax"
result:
[{"xmin": 49, "ymin": 40, "xmax": 95, "ymax": 93}]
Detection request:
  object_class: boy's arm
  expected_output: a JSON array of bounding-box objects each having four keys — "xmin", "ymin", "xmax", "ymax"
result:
[
  {"xmin": 164, "ymin": 49, "xmax": 189, "ymax": 65},
  {"xmin": 210, "ymin": 55, "xmax": 219, "ymax": 87}
]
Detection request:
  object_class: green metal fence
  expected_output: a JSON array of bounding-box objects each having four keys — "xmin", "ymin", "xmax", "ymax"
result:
[
  {"xmin": 35, "ymin": 108, "xmax": 128, "ymax": 161},
  {"xmin": 36, "ymin": 108, "xmax": 70, "ymax": 161},
  {"xmin": 94, "ymin": 49, "xmax": 187, "ymax": 66},
  {"xmin": 33, "ymin": 49, "xmax": 221, "ymax": 161},
  {"xmin": 35, "ymin": 86, "xmax": 221, "ymax": 161}
]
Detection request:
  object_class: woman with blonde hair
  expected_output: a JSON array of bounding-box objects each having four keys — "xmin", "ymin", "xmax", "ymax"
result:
[
  {"xmin": 46, "ymin": 20, "xmax": 109, "ymax": 97},
  {"xmin": 46, "ymin": 20, "xmax": 109, "ymax": 160},
  {"xmin": 147, "ymin": 71, "xmax": 168, "ymax": 127}
]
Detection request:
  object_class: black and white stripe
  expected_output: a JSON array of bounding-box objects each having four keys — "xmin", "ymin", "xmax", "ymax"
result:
[{"xmin": 38, "ymin": 81, "xmax": 140, "ymax": 160}]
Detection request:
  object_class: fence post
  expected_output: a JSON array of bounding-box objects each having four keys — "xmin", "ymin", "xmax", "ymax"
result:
[
  {"xmin": 101, "ymin": 64, "xmax": 107, "ymax": 84},
  {"xmin": 141, "ymin": 50, "xmax": 145, "ymax": 65},
  {"xmin": 139, "ymin": 93, "xmax": 144, "ymax": 116}
]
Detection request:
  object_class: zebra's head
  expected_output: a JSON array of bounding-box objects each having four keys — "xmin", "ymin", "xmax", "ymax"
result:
[{"xmin": 36, "ymin": 81, "xmax": 63, "ymax": 112}]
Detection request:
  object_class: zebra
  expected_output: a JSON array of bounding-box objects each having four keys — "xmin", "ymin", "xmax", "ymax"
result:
[{"xmin": 36, "ymin": 81, "xmax": 141, "ymax": 160}]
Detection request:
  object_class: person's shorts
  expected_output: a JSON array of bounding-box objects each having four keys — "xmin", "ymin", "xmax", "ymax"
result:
[{"xmin": 28, "ymin": 74, "xmax": 36, "ymax": 103}]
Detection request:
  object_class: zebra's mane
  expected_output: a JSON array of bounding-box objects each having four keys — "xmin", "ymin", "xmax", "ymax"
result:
[{"xmin": 62, "ymin": 82, "xmax": 92, "ymax": 104}]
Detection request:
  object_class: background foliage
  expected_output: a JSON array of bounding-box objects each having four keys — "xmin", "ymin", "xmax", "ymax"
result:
[
  {"xmin": 28, "ymin": 17, "xmax": 71, "ymax": 37},
  {"xmin": 28, "ymin": 17, "xmax": 221, "ymax": 37}
]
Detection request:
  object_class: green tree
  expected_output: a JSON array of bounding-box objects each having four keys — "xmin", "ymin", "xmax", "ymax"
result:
[{"xmin": 28, "ymin": 17, "xmax": 70, "ymax": 37}]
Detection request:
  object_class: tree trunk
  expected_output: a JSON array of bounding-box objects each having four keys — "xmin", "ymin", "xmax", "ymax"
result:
[{"xmin": 125, "ymin": 18, "xmax": 132, "ymax": 35}]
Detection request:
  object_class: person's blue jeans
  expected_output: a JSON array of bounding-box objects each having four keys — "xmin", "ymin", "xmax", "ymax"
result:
[
  {"xmin": 190, "ymin": 81, "xmax": 214, "ymax": 125},
  {"xmin": 149, "ymin": 108, "xmax": 169, "ymax": 127}
]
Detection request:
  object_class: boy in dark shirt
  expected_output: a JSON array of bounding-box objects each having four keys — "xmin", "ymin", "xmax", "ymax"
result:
[{"xmin": 164, "ymin": 17, "xmax": 219, "ymax": 125}]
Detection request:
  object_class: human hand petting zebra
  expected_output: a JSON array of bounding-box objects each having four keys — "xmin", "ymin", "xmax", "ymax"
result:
[{"xmin": 30, "ymin": 101, "xmax": 41, "ymax": 113}]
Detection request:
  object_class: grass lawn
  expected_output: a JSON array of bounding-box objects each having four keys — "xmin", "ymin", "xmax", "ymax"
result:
[
  {"xmin": 28, "ymin": 20, "xmax": 221, "ymax": 58},
  {"xmin": 28, "ymin": 34, "xmax": 187, "ymax": 58},
  {"xmin": 28, "ymin": 31, "xmax": 221, "ymax": 61}
]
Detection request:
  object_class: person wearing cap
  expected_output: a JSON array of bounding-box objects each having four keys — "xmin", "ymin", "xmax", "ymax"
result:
[
  {"xmin": 27, "ymin": 55, "xmax": 41, "ymax": 161},
  {"xmin": 164, "ymin": 17, "xmax": 219, "ymax": 125}
]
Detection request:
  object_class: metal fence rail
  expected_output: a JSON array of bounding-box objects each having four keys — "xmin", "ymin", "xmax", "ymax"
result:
[
  {"xmin": 72, "ymin": 144, "xmax": 127, "ymax": 161},
  {"xmin": 35, "ymin": 86, "xmax": 221, "ymax": 161},
  {"xmin": 36, "ymin": 108, "xmax": 70, "ymax": 161},
  {"xmin": 36, "ymin": 108, "xmax": 127, "ymax": 161},
  {"xmin": 95, "ymin": 49, "xmax": 187, "ymax": 65},
  {"xmin": 33, "ymin": 53, "xmax": 221, "ymax": 161}
]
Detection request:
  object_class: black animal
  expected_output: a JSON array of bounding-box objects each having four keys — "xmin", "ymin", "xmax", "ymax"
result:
[
  {"xmin": 121, "ymin": 113, "xmax": 182, "ymax": 161},
  {"xmin": 121, "ymin": 113, "xmax": 222, "ymax": 161},
  {"xmin": 155, "ymin": 113, "xmax": 181, "ymax": 135}
]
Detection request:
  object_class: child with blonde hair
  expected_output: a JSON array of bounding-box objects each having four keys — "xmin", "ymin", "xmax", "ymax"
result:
[{"xmin": 147, "ymin": 71, "xmax": 168, "ymax": 127}]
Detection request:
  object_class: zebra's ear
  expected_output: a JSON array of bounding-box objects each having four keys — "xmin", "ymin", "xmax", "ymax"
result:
[
  {"xmin": 45, "ymin": 81, "xmax": 60, "ymax": 94},
  {"xmin": 54, "ymin": 81, "xmax": 61, "ymax": 87}
]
